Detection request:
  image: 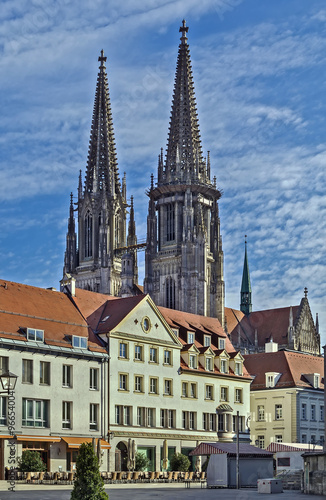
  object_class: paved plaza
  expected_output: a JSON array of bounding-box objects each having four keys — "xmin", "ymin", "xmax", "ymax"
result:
[{"xmin": 0, "ymin": 482, "xmax": 324, "ymax": 500}]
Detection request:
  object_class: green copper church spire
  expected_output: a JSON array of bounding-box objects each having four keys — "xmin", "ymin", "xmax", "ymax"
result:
[{"xmin": 240, "ymin": 236, "xmax": 252, "ymax": 315}]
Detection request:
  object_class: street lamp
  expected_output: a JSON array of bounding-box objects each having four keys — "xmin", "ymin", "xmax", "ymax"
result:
[{"xmin": 0, "ymin": 371, "xmax": 18, "ymax": 393}]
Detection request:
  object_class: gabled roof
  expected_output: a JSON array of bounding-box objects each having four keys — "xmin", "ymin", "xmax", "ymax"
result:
[
  {"xmin": 244, "ymin": 350, "xmax": 324, "ymax": 390},
  {"xmin": 0, "ymin": 280, "xmax": 106, "ymax": 352},
  {"xmin": 227, "ymin": 305, "xmax": 300, "ymax": 347},
  {"xmin": 94, "ymin": 295, "xmax": 146, "ymax": 334}
]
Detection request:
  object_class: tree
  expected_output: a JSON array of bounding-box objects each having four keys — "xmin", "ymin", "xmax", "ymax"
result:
[
  {"xmin": 134, "ymin": 452, "xmax": 150, "ymax": 471},
  {"xmin": 71, "ymin": 442, "xmax": 108, "ymax": 500},
  {"xmin": 170, "ymin": 452, "xmax": 191, "ymax": 472},
  {"xmin": 17, "ymin": 450, "xmax": 46, "ymax": 472}
]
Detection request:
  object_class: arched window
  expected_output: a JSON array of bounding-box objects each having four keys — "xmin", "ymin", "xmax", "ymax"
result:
[
  {"xmin": 85, "ymin": 210, "xmax": 93, "ymax": 258},
  {"xmin": 166, "ymin": 277, "xmax": 175, "ymax": 309},
  {"xmin": 166, "ymin": 204, "xmax": 175, "ymax": 241}
]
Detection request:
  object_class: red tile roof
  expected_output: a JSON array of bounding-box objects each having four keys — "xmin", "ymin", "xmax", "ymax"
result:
[
  {"xmin": 244, "ymin": 350, "xmax": 324, "ymax": 390},
  {"xmin": 0, "ymin": 280, "xmax": 106, "ymax": 352},
  {"xmin": 227, "ymin": 305, "xmax": 300, "ymax": 348}
]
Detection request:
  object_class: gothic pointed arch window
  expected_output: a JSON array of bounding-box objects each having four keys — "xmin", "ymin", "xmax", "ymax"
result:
[
  {"xmin": 85, "ymin": 210, "xmax": 93, "ymax": 258},
  {"xmin": 166, "ymin": 203, "xmax": 175, "ymax": 241},
  {"xmin": 166, "ymin": 277, "xmax": 175, "ymax": 309}
]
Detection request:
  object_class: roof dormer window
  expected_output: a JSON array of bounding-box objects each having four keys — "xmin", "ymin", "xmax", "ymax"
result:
[
  {"xmin": 204, "ymin": 335, "xmax": 211, "ymax": 347},
  {"xmin": 266, "ymin": 372, "xmax": 281, "ymax": 388},
  {"xmin": 218, "ymin": 338, "xmax": 225, "ymax": 350},
  {"xmin": 27, "ymin": 328, "xmax": 44, "ymax": 342},
  {"xmin": 72, "ymin": 336, "xmax": 87, "ymax": 349},
  {"xmin": 189, "ymin": 354, "xmax": 197, "ymax": 369},
  {"xmin": 188, "ymin": 332, "xmax": 194, "ymax": 344}
]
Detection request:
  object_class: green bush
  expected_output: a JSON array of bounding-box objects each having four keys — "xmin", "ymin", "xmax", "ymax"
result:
[
  {"xmin": 170, "ymin": 452, "xmax": 191, "ymax": 472},
  {"xmin": 135, "ymin": 452, "xmax": 150, "ymax": 471},
  {"xmin": 17, "ymin": 450, "xmax": 46, "ymax": 472},
  {"xmin": 71, "ymin": 442, "xmax": 108, "ymax": 500}
]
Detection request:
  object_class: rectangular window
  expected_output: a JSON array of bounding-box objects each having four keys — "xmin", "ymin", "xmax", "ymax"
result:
[
  {"xmin": 302, "ymin": 434, "xmax": 307, "ymax": 443},
  {"xmin": 137, "ymin": 407, "xmax": 144, "ymax": 426},
  {"xmin": 123, "ymin": 406, "xmax": 130, "ymax": 425},
  {"xmin": 39, "ymin": 361, "xmax": 50, "ymax": 385},
  {"xmin": 134, "ymin": 376, "xmax": 143, "ymax": 392},
  {"xmin": 219, "ymin": 338, "xmax": 225, "ymax": 350},
  {"xmin": 90, "ymin": 404, "xmax": 99, "ymax": 430},
  {"xmin": 149, "ymin": 347, "xmax": 157, "ymax": 363},
  {"xmin": 220, "ymin": 387, "xmax": 228, "ymax": 401},
  {"xmin": 0, "ymin": 397, "xmax": 7, "ymax": 425},
  {"xmin": 119, "ymin": 374, "xmax": 128, "ymax": 391},
  {"xmin": 311, "ymin": 435, "xmax": 316, "ymax": 444},
  {"xmin": 134, "ymin": 345, "xmax": 142, "ymax": 361},
  {"xmin": 27, "ymin": 328, "xmax": 44, "ymax": 342},
  {"xmin": 62, "ymin": 365, "xmax": 72, "ymax": 388},
  {"xmin": 22, "ymin": 399, "xmax": 48, "ymax": 427},
  {"xmin": 119, "ymin": 343, "xmax": 127, "ymax": 359},
  {"xmin": 220, "ymin": 359, "xmax": 227, "ymax": 373},
  {"xmin": 275, "ymin": 435, "xmax": 283, "ymax": 443},
  {"xmin": 205, "ymin": 357, "xmax": 212, "ymax": 371},
  {"xmin": 149, "ymin": 377, "xmax": 157, "ymax": 394},
  {"xmin": 0, "ymin": 357, "xmax": 9, "ymax": 374},
  {"xmin": 235, "ymin": 362, "xmax": 242, "ymax": 376},
  {"xmin": 258, "ymin": 405, "xmax": 265, "ymax": 421},
  {"xmin": 257, "ymin": 435, "xmax": 265, "ymax": 448},
  {"xmin": 277, "ymin": 457, "xmax": 290, "ymax": 467},
  {"xmin": 182, "ymin": 411, "xmax": 186, "ymax": 429},
  {"xmin": 302, "ymin": 403, "xmax": 307, "ymax": 420},
  {"xmin": 168, "ymin": 409, "xmax": 174, "ymax": 428},
  {"xmin": 72, "ymin": 336, "xmax": 87, "ymax": 349},
  {"xmin": 203, "ymin": 413, "xmax": 216, "ymax": 431},
  {"xmin": 182, "ymin": 382, "xmax": 188, "ymax": 398},
  {"xmin": 189, "ymin": 355, "xmax": 196, "ymax": 369},
  {"xmin": 320, "ymin": 406, "xmax": 324, "ymax": 422},
  {"xmin": 232, "ymin": 415, "xmax": 244, "ymax": 432},
  {"xmin": 218, "ymin": 413, "xmax": 225, "ymax": 432},
  {"xmin": 204, "ymin": 336, "xmax": 211, "ymax": 347},
  {"xmin": 235, "ymin": 388, "xmax": 242, "ymax": 403},
  {"xmin": 147, "ymin": 408, "xmax": 154, "ymax": 427},
  {"xmin": 189, "ymin": 412, "xmax": 195, "ymax": 430},
  {"xmin": 90, "ymin": 368, "xmax": 99, "ymax": 390},
  {"xmin": 62, "ymin": 401, "xmax": 72, "ymax": 429},
  {"xmin": 164, "ymin": 350, "xmax": 171, "ymax": 365},
  {"xmin": 164, "ymin": 379, "xmax": 172, "ymax": 396},
  {"xmin": 275, "ymin": 404, "xmax": 283, "ymax": 420},
  {"xmin": 22, "ymin": 359, "xmax": 33, "ymax": 384},
  {"xmin": 188, "ymin": 332, "xmax": 194, "ymax": 344},
  {"xmin": 205, "ymin": 385, "xmax": 213, "ymax": 400},
  {"xmin": 190, "ymin": 383, "xmax": 196, "ymax": 398},
  {"xmin": 311, "ymin": 404, "xmax": 316, "ymax": 421},
  {"xmin": 115, "ymin": 405, "xmax": 122, "ymax": 424}
]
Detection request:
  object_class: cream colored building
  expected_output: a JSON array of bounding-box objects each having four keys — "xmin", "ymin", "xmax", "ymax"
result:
[
  {"xmin": 71, "ymin": 285, "xmax": 252, "ymax": 471},
  {"xmin": 245, "ymin": 345, "xmax": 324, "ymax": 449}
]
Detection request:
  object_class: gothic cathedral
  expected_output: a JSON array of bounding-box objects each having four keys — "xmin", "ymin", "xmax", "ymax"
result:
[{"xmin": 63, "ymin": 21, "xmax": 225, "ymax": 325}]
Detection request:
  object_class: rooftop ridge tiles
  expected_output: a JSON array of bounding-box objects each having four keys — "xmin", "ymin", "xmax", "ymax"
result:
[{"xmin": 0, "ymin": 309, "xmax": 87, "ymax": 328}]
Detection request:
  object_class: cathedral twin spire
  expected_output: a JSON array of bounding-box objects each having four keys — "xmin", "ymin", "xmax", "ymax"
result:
[{"xmin": 64, "ymin": 21, "xmax": 224, "ymax": 324}]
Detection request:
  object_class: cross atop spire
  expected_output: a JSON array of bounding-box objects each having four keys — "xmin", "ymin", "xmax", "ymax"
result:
[
  {"xmin": 98, "ymin": 49, "xmax": 107, "ymax": 68},
  {"xmin": 179, "ymin": 19, "xmax": 188, "ymax": 43}
]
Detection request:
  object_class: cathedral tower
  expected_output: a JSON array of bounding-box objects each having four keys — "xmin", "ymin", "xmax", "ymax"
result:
[
  {"xmin": 144, "ymin": 21, "xmax": 225, "ymax": 326},
  {"xmin": 63, "ymin": 51, "xmax": 136, "ymax": 295}
]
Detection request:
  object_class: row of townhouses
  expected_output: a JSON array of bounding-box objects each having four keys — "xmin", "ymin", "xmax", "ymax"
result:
[{"xmin": 0, "ymin": 276, "xmax": 252, "ymax": 477}]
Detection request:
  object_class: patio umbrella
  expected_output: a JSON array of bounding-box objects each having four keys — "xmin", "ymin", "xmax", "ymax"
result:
[
  {"xmin": 162, "ymin": 439, "xmax": 168, "ymax": 470},
  {"xmin": 127, "ymin": 438, "xmax": 132, "ymax": 470},
  {"xmin": 131, "ymin": 439, "xmax": 136, "ymax": 470}
]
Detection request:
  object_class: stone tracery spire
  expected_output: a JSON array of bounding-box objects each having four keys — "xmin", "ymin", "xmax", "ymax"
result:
[
  {"xmin": 84, "ymin": 50, "xmax": 121, "ymax": 198},
  {"xmin": 162, "ymin": 20, "xmax": 207, "ymax": 185}
]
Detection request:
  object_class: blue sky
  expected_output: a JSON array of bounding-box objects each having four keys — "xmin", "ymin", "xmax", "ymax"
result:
[{"xmin": 0, "ymin": 0, "xmax": 325, "ymax": 342}]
